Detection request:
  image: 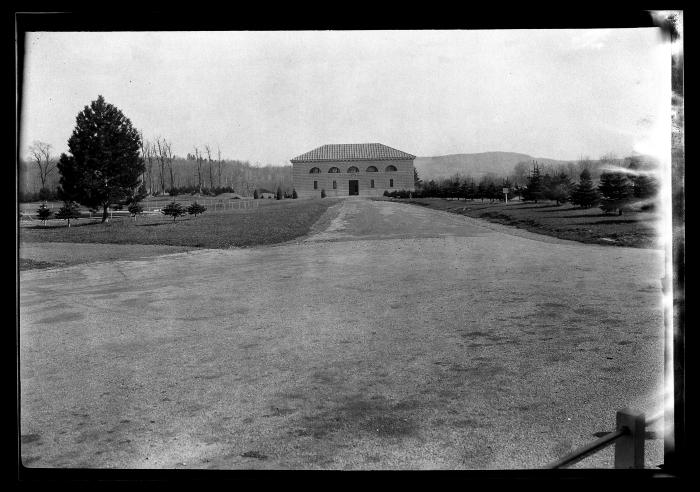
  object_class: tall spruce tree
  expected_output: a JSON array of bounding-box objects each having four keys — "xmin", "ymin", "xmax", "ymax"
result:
[
  {"xmin": 523, "ymin": 163, "xmax": 544, "ymax": 203},
  {"xmin": 570, "ymin": 168, "xmax": 600, "ymax": 208},
  {"xmin": 598, "ymin": 171, "xmax": 632, "ymax": 215},
  {"xmin": 57, "ymin": 95, "xmax": 144, "ymax": 223}
]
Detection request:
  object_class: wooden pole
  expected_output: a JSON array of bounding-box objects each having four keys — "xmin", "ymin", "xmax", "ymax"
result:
[{"xmin": 614, "ymin": 409, "xmax": 645, "ymax": 469}]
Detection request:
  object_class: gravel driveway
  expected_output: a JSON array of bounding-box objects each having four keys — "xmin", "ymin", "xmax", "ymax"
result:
[{"xmin": 19, "ymin": 198, "xmax": 667, "ymax": 469}]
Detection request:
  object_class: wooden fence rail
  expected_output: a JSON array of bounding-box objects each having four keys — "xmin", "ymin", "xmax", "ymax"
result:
[{"xmin": 547, "ymin": 408, "xmax": 663, "ymax": 469}]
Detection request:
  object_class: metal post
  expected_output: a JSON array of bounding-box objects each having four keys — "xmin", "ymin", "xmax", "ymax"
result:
[{"xmin": 614, "ymin": 409, "xmax": 645, "ymax": 469}]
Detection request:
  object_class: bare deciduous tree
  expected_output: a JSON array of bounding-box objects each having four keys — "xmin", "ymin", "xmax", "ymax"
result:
[
  {"xmin": 154, "ymin": 138, "xmax": 167, "ymax": 195},
  {"xmin": 205, "ymin": 145, "xmax": 214, "ymax": 190},
  {"xmin": 194, "ymin": 146, "xmax": 203, "ymax": 193},
  {"xmin": 217, "ymin": 146, "xmax": 223, "ymax": 189},
  {"xmin": 139, "ymin": 132, "xmax": 155, "ymax": 195},
  {"xmin": 28, "ymin": 141, "xmax": 56, "ymax": 192}
]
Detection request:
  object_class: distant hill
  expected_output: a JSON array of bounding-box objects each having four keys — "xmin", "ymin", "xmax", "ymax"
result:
[{"xmin": 414, "ymin": 152, "xmax": 571, "ymax": 180}]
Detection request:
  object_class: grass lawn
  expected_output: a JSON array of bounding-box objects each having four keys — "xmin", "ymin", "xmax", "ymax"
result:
[
  {"xmin": 19, "ymin": 198, "xmax": 338, "ymax": 249},
  {"xmin": 394, "ymin": 198, "xmax": 661, "ymax": 248}
]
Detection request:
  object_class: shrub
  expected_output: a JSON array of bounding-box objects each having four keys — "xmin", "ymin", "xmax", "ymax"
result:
[
  {"xmin": 161, "ymin": 201, "xmax": 186, "ymax": 222},
  {"xmin": 55, "ymin": 202, "xmax": 81, "ymax": 227},
  {"xmin": 36, "ymin": 204, "xmax": 52, "ymax": 225},
  {"xmin": 187, "ymin": 201, "xmax": 207, "ymax": 217},
  {"xmin": 128, "ymin": 202, "xmax": 144, "ymax": 219}
]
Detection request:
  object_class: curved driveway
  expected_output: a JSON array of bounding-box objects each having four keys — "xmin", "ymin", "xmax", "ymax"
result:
[{"xmin": 19, "ymin": 198, "xmax": 666, "ymax": 469}]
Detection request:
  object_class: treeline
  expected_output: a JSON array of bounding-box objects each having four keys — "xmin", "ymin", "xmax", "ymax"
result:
[
  {"xmin": 18, "ymin": 141, "xmax": 293, "ymax": 202},
  {"xmin": 399, "ymin": 155, "xmax": 659, "ymax": 215}
]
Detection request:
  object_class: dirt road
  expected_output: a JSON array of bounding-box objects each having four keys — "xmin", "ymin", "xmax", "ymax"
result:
[{"xmin": 19, "ymin": 198, "xmax": 667, "ymax": 469}]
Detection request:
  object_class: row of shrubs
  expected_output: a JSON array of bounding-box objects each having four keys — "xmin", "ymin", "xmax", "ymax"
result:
[
  {"xmin": 32, "ymin": 201, "xmax": 209, "ymax": 227},
  {"xmin": 154, "ymin": 185, "xmax": 237, "ymax": 197}
]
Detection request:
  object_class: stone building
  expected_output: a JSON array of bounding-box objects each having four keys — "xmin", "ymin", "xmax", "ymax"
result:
[{"xmin": 291, "ymin": 143, "xmax": 415, "ymax": 198}]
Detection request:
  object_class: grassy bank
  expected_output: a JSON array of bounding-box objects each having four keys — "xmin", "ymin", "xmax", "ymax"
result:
[
  {"xmin": 19, "ymin": 198, "xmax": 338, "ymax": 249},
  {"xmin": 396, "ymin": 198, "xmax": 661, "ymax": 248}
]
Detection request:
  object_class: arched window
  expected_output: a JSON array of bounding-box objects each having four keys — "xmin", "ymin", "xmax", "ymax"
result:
[
  {"xmin": 328, "ymin": 167, "xmax": 340, "ymax": 173},
  {"xmin": 385, "ymin": 165, "xmax": 397, "ymax": 172},
  {"xmin": 366, "ymin": 166, "xmax": 378, "ymax": 172},
  {"xmin": 347, "ymin": 166, "xmax": 359, "ymax": 173},
  {"xmin": 309, "ymin": 167, "xmax": 321, "ymax": 173}
]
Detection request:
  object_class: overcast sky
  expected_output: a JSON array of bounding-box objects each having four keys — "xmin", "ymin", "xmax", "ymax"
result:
[{"xmin": 20, "ymin": 29, "xmax": 670, "ymax": 166}]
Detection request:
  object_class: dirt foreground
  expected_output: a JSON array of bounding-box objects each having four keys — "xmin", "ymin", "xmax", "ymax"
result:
[{"xmin": 19, "ymin": 198, "xmax": 667, "ymax": 469}]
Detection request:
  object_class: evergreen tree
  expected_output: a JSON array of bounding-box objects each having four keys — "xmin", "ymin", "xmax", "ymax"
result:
[
  {"xmin": 161, "ymin": 201, "xmax": 186, "ymax": 222},
  {"xmin": 414, "ymin": 168, "xmax": 422, "ymax": 189},
  {"xmin": 486, "ymin": 182, "xmax": 497, "ymax": 202},
  {"xmin": 276, "ymin": 187, "xmax": 283, "ymax": 200},
  {"xmin": 292, "ymin": 188, "xmax": 298, "ymax": 199},
  {"xmin": 57, "ymin": 95, "xmax": 144, "ymax": 223},
  {"xmin": 545, "ymin": 172, "xmax": 573, "ymax": 205},
  {"xmin": 36, "ymin": 204, "xmax": 52, "ymax": 226},
  {"xmin": 598, "ymin": 172, "xmax": 632, "ymax": 215},
  {"xmin": 128, "ymin": 202, "xmax": 144, "ymax": 220},
  {"xmin": 570, "ymin": 168, "xmax": 600, "ymax": 209},
  {"xmin": 523, "ymin": 163, "xmax": 544, "ymax": 203},
  {"xmin": 55, "ymin": 201, "xmax": 81, "ymax": 227},
  {"xmin": 253, "ymin": 189, "xmax": 259, "ymax": 199},
  {"xmin": 627, "ymin": 157, "xmax": 658, "ymax": 202},
  {"xmin": 467, "ymin": 180, "xmax": 476, "ymax": 200},
  {"xmin": 187, "ymin": 201, "xmax": 207, "ymax": 217},
  {"xmin": 477, "ymin": 182, "xmax": 486, "ymax": 202}
]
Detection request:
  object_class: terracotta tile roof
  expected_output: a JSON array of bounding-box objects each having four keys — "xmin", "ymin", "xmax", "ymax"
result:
[{"xmin": 291, "ymin": 143, "xmax": 416, "ymax": 162}]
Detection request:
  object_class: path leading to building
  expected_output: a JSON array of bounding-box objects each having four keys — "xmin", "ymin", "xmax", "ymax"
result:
[{"xmin": 19, "ymin": 198, "xmax": 666, "ymax": 469}]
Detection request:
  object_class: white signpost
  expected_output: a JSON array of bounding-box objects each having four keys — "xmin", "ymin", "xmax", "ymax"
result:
[{"xmin": 503, "ymin": 187, "xmax": 510, "ymax": 204}]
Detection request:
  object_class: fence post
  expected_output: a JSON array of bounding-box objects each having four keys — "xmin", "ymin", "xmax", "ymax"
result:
[{"xmin": 614, "ymin": 409, "xmax": 645, "ymax": 469}]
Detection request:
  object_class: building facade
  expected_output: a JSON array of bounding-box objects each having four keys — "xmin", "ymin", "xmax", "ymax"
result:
[{"xmin": 291, "ymin": 143, "xmax": 415, "ymax": 198}]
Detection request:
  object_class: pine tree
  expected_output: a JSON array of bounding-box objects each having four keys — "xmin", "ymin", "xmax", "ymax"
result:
[
  {"xmin": 36, "ymin": 204, "xmax": 52, "ymax": 226},
  {"xmin": 187, "ymin": 201, "xmax": 207, "ymax": 217},
  {"xmin": 57, "ymin": 95, "xmax": 144, "ymax": 223},
  {"xmin": 292, "ymin": 188, "xmax": 298, "ymax": 199},
  {"xmin": 523, "ymin": 163, "xmax": 544, "ymax": 203},
  {"xmin": 414, "ymin": 168, "xmax": 422, "ymax": 189},
  {"xmin": 598, "ymin": 172, "xmax": 632, "ymax": 215},
  {"xmin": 570, "ymin": 168, "xmax": 600, "ymax": 209},
  {"xmin": 161, "ymin": 201, "xmax": 186, "ymax": 222},
  {"xmin": 55, "ymin": 202, "xmax": 81, "ymax": 227},
  {"xmin": 276, "ymin": 187, "xmax": 283, "ymax": 200},
  {"xmin": 253, "ymin": 189, "xmax": 259, "ymax": 199}
]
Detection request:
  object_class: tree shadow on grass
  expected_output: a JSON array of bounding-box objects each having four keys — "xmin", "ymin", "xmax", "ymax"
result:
[
  {"xmin": 24, "ymin": 221, "xmax": 102, "ymax": 229},
  {"xmin": 540, "ymin": 207, "xmax": 587, "ymax": 213},
  {"xmin": 510, "ymin": 204, "xmax": 562, "ymax": 210},
  {"xmin": 590, "ymin": 219, "xmax": 639, "ymax": 225}
]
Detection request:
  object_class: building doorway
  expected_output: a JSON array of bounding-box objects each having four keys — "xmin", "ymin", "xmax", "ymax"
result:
[{"xmin": 349, "ymin": 180, "xmax": 359, "ymax": 196}]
